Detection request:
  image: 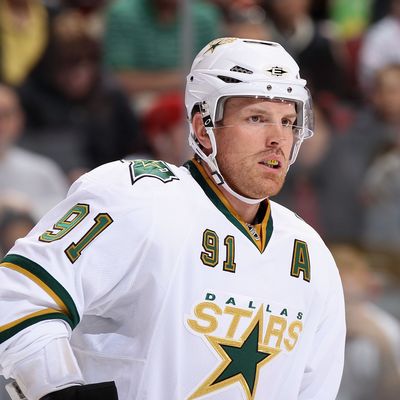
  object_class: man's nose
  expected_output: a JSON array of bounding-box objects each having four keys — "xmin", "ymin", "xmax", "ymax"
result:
[{"xmin": 264, "ymin": 123, "xmax": 287, "ymax": 146}]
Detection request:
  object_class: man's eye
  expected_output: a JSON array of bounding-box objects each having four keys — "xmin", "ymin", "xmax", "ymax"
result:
[
  {"xmin": 248, "ymin": 116, "xmax": 262, "ymax": 123},
  {"xmin": 282, "ymin": 119, "xmax": 293, "ymax": 128}
]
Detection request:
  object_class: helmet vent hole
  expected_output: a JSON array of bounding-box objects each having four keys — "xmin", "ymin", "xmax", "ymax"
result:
[
  {"xmin": 267, "ymin": 85, "xmax": 272, "ymax": 90},
  {"xmin": 230, "ymin": 66, "xmax": 253, "ymax": 74},
  {"xmin": 287, "ymin": 87, "xmax": 293, "ymax": 93},
  {"xmin": 217, "ymin": 75, "xmax": 242, "ymax": 83},
  {"xmin": 243, "ymin": 40, "xmax": 276, "ymax": 46}
]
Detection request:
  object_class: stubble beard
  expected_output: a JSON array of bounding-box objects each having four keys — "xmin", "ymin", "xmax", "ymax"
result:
[{"xmin": 217, "ymin": 155, "xmax": 287, "ymax": 200}]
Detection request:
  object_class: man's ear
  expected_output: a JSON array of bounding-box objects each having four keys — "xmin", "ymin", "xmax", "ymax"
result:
[{"xmin": 192, "ymin": 113, "xmax": 212, "ymax": 152}]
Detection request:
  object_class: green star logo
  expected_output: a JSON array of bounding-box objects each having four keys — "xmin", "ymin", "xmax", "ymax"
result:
[
  {"xmin": 204, "ymin": 38, "xmax": 237, "ymax": 54},
  {"xmin": 189, "ymin": 307, "xmax": 281, "ymax": 399},
  {"xmin": 128, "ymin": 160, "xmax": 178, "ymax": 184}
]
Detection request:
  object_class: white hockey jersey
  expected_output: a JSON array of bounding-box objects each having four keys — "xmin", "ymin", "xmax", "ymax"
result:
[{"xmin": 0, "ymin": 159, "xmax": 345, "ymax": 400}]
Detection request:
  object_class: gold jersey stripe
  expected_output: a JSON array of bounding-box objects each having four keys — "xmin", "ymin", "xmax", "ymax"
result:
[
  {"xmin": 1, "ymin": 262, "xmax": 69, "ymax": 316},
  {"xmin": 0, "ymin": 308, "xmax": 63, "ymax": 333}
]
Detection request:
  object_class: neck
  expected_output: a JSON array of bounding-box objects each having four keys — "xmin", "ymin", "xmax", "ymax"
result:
[
  {"xmin": 201, "ymin": 162, "xmax": 261, "ymax": 224},
  {"xmin": 220, "ymin": 185, "xmax": 261, "ymax": 224}
]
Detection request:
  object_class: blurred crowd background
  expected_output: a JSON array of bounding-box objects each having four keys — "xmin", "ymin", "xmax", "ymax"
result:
[{"xmin": 0, "ymin": 0, "xmax": 400, "ymax": 398}]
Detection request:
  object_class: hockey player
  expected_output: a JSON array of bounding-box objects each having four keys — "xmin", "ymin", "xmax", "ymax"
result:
[{"xmin": 0, "ymin": 38, "xmax": 345, "ymax": 400}]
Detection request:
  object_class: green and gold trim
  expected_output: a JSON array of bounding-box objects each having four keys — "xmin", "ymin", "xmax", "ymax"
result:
[
  {"xmin": 185, "ymin": 159, "xmax": 273, "ymax": 253},
  {"xmin": 0, "ymin": 254, "xmax": 80, "ymax": 344}
]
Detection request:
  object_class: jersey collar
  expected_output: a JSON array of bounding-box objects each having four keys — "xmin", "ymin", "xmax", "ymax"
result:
[{"xmin": 184, "ymin": 159, "xmax": 273, "ymax": 253}]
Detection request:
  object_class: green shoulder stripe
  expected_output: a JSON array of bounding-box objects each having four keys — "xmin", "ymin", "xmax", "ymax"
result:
[
  {"xmin": 0, "ymin": 310, "xmax": 72, "ymax": 344},
  {"xmin": 0, "ymin": 254, "xmax": 80, "ymax": 342}
]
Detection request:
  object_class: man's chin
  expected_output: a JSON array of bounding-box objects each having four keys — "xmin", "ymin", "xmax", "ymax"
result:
[
  {"xmin": 262, "ymin": 176, "xmax": 286, "ymax": 197},
  {"xmin": 223, "ymin": 173, "xmax": 285, "ymax": 200},
  {"xmin": 242, "ymin": 182, "xmax": 285, "ymax": 200}
]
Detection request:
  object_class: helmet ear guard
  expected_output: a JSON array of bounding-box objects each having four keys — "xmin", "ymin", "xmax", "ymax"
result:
[
  {"xmin": 199, "ymin": 101, "xmax": 214, "ymax": 128},
  {"xmin": 189, "ymin": 104, "xmax": 224, "ymax": 185}
]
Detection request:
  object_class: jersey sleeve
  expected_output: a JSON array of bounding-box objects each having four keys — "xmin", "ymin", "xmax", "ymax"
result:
[
  {"xmin": 298, "ymin": 250, "xmax": 346, "ymax": 400},
  {"xmin": 0, "ymin": 162, "xmax": 156, "ymax": 378}
]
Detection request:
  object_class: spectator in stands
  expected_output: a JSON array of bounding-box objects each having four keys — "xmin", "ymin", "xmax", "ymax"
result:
[
  {"xmin": 138, "ymin": 91, "xmax": 192, "ymax": 165},
  {"xmin": 316, "ymin": 64, "xmax": 400, "ymax": 242},
  {"xmin": 262, "ymin": 0, "xmax": 348, "ymax": 103},
  {"xmin": 57, "ymin": 0, "xmax": 107, "ymax": 13},
  {"xmin": 370, "ymin": 0, "xmax": 392, "ymax": 22},
  {"xmin": 208, "ymin": 0, "xmax": 264, "ymax": 24},
  {"xmin": 0, "ymin": 0, "xmax": 49, "ymax": 86},
  {"xmin": 103, "ymin": 0, "xmax": 221, "ymax": 100},
  {"xmin": 330, "ymin": 243, "xmax": 400, "ymax": 400},
  {"xmin": 0, "ymin": 202, "xmax": 35, "ymax": 258},
  {"xmin": 44, "ymin": 0, "xmax": 108, "ymax": 38},
  {"xmin": 360, "ymin": 63, "xmax": 400, "ymax": 254},
  {"xmin": 223, "ymin": 3, "xmax": 271, "ymax": 40},
  {"xmin": 0, "ymin": 83, "xmax": 68, "ymax": 221},
  {"xmin": 329, "ymin": 0, "xmax": 372, "ymax": 40},
  {"xmin": 328, "ymin": 0, "xmax": 373, "ymax": 101},
  {"xmin": 362, "ymin": 141, "xmax": 400, "ymax": 253},
  {"xmin": 272, "ymin": 104, "xmax": 331, "ymax": 233},
  {"xmin": 18, "ymin": 10, "xmax": 142, "ymax": 181},
  {"xmin": 227, "ymin": 17, "xmax": 271, "ymax": 41},
  {"xmin": 359, "ymin": 0, "xmax": 400, "ymax": 93}
]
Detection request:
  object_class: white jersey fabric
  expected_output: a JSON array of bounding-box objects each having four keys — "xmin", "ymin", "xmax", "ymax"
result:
[{"xmin": 0, "ymin": 159, "xmax": 345, "ymax": 400}]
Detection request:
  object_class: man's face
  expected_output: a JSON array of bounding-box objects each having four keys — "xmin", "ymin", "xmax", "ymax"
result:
[
  {"xmin": 372, "ymin": 67, "xmax": 400, "ymax": 124},
  {"xmin": 270, "ymin": 0, "xmax": 311, "ymax": 24},
  {"xmin": 214, "ymin": 97, "xmax": 296, "ymax": 199},
  {"xmin": 0, "ymin": 87, "xmax": 23, "ymax": 152}
]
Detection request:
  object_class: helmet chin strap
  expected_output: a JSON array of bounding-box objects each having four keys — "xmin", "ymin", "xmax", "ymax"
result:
[
  {"xmin": 221, "ymin": 179, "xmax": 266, "ymax": 205},
  {"xmin": 202, "ymin": 126, "xmax": 267, "ymax": 205},
  {"xmin": 194, "ymin": 102, "xmax": 266, "ymax": 205}
]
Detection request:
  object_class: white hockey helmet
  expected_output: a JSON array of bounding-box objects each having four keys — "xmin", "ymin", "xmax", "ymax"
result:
[{"xmin": 185, "ymin": 38, "xmax": 314, "ymax": 203}]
